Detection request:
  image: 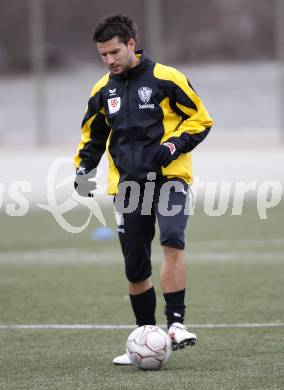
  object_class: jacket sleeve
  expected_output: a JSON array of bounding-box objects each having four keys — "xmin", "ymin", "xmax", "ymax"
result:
[
  {"xmin": 164, "ymin": 69, "xmax": 214, "ymax": 154},
  {"xmin": 74, "ymin": 75, "xmax": 111, "ymax": 172}
]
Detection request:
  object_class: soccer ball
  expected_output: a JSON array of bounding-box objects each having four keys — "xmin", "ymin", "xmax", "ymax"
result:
[{"xmin": 126, "ymin": 325, "xmax": 172, "ymax": 370}]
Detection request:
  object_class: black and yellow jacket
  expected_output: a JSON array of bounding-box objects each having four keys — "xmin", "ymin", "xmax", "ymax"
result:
[{"xmin": 74, "ymin": 50, "xmax": 213, "ymax": 195}]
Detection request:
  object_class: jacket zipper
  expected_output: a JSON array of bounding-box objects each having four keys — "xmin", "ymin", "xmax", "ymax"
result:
[{"xmin": 125, "ymin": 79, "xmax": 135, "ymax": 170}]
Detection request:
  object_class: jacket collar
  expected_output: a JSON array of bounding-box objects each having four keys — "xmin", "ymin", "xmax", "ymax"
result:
[{"xmin": 111, "ymin": 49, "xmax": 152, "ymax": 80}]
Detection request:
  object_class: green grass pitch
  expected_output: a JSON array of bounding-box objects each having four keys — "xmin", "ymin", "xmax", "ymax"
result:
[{"xmin": 0, "ymin": 200, "xmax": 283, "ymax": 389}]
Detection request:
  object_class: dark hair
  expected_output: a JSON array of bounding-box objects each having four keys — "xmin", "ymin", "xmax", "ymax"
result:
[{"xmin": 93, "ymin": 14, "xmax": 138, "ymax": 45}]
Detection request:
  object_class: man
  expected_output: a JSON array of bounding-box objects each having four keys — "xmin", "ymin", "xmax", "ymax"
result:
[{"xmin": 74, "ymin": 14, "xmax": 213, "ymax": 365}]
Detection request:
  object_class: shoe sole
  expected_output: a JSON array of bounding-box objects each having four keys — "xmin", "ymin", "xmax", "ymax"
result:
[{"xmin": 172, "ymin": 338, "xmax": 197, "ymax": 351}]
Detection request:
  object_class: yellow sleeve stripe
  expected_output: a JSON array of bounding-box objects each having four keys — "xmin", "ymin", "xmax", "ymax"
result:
[
  {"xmin": 90, "ymin": 73, "xmax": 110, "ymax": 98},
  {"xmin": 154, "ymin": 63, "xmax": 214, "ymax": 135},
  {"xmin": 106, "ymin": 129, "xmax": 120, "ymax": 195},
  {"xmin": 74, "ymin": 115, "xmax": 96, "ymax": 168},
  {"xmin": 74, "ymin": 74, "xmax": 110, "ymax": 169},
  {"xmin": 74, "ymin": 107, "xmax": 106, "ymax": 168},
  {"xmin": 176, "ymin": 102, "xmax": 213, "ymax": 134},
  {"xmin": 154, "ymin": 63, "xmax": 199, "ymax": 107},
  {"xmin": 176, "ymin": 102, "xmax": 196, "ymax": 118}
]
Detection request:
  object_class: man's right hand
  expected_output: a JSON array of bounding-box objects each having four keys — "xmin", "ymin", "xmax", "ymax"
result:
[
  {"xmin": 74, "ymin": 166, "xmax": 97, "ymax": 197},
  {"xmin": 155, "ymin": 142, "xmax": 178, "ymax": 167}
]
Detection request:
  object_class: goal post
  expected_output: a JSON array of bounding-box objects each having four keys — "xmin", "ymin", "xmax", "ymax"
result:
[
  {"xmin": 29, "ymin": 0, "xmax": 48, "ymax": 146},
  {"xmin": 274, "ymin": 0, "xmax": 284, "ymax": 141}
]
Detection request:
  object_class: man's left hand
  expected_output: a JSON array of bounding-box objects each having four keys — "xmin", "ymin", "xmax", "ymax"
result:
[{"xmin": 74, "ymin": 166, "xmax": 97, "ymax": 197}]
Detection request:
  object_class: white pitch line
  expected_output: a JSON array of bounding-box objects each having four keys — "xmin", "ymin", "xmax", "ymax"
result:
[
  {"xmin": 0, "ymin": 250, "xmax": 283, "ymax": 264},
  {"xmin": 0, "ymin": 323, "xmax": 283, "ymax": 330}
]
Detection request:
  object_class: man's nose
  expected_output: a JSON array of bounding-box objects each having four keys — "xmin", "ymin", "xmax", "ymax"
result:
[{"xmin": 106, "ymin": 54, "xmax": 115, "ymax": 65}]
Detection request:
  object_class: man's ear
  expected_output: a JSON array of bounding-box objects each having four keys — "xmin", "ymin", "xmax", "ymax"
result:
[{"xmin": 127, "ymin": 37, "xmax": 136, "ymax": 51}]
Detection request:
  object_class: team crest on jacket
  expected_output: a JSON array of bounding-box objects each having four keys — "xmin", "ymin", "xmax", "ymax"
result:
[
  {"xmin": 108, "ymin": 97, "xmax": 121, "ymax": 114},
  {"xmin": 138, "ymin": 87, "xmax": 154, "ymax": 109}
]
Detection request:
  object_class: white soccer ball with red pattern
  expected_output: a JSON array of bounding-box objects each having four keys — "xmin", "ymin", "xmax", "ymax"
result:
[{"xmin": 126, "ymin": 325, "xmax": 172, "ymax": 370}]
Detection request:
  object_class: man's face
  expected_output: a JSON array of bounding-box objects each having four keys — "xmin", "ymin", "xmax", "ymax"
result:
[{"xmin": 97, "ymin": 36, "xmax": 137, "ymax": 75}]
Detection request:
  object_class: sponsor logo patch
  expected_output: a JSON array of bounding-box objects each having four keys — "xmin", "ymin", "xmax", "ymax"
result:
[{"xmin": 109, "ymin": 88, "xmax": 116, "ymax": 96}]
